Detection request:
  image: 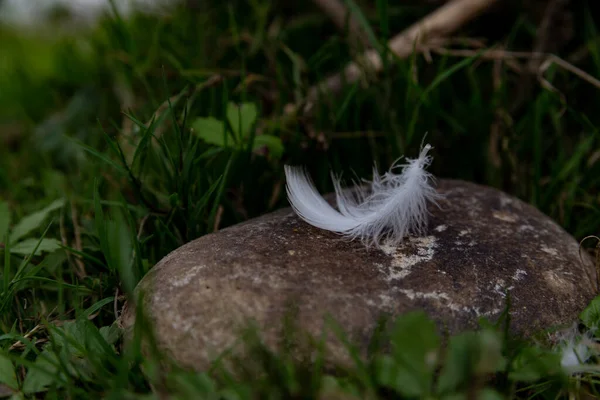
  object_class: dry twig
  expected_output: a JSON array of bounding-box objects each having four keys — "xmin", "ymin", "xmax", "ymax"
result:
[
  {"xmin": 301, "ymin": 0, "xmax": 499, "ymax": 112},
  {"xmin": 568, "ymin": 36, "xmax": 600, "ymax": 65},
  {"xmin": 426, "ymin": 47, "xmax": 600, "ymax": 91},
  {"xmin": 213, "ymin": 205, "xmax": 224, "ymax": 232},
  {"xmin": 9, "ymin": 325, "xmax": 43, "ymax": 351},
  {"xmin": 527, "ymin": 0, "xmax": 569, "ymax": 74},
  {"xmin": 311, "ymin": 0, "xmax": 370, "ymax": 47}
]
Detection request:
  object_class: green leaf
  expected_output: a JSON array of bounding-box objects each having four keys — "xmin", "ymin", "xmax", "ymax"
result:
[
  {"xmin": 376, "ymin": 311, "xmax": 439, "ymax": 397},
  {"xmin": 99, "ymin": 324, "xmax": 121, "ymax": 346},
  {"xmin": 252, "ymin": 135, "xmax": 284, "ymax": 158},
  {"xmin": 9, "ymin": 238, "xmax": 62, "ymax": 256},
  {"xmin": 0, "ymin": 353, "xmax": 17, "ymax": 390},
  {"xmin": 81, "ymin": 297, "xmax": 115, "ymax": 320},
  {"xmin": 437, "ymin": 333, "xmax": 479, "ymax": 393},
  {"xmin": 439, "ymin": 393, "xmax": 467, "ymax": 400},
  {"xmin": 478, "ymin": 388, "xmax": 505, "ymax": 400},
  {"xmin": 104, "ymin": 214, "xmax": 136, "ymax": 294},
  {"xmin": 51, "ymin": 318, "xmax": 116, "ymax": 361},
  {"xmin": 52, "ymin": 321, "xmax": 86, "ymax": 357},
  {"xmin": 22, "ymin": 351, "xmax": 60, "ymax": 394},
  {"xmin": 169, "ymin": 192, "xmax": 180, "ymax": 208},
  {"xmin": 192, "ymin": 117, "xmax": 230, "ymax": 147},
  {"xmin": 508, "ymin": 346, "xmax": 562, "ymax": 383},
  {"xmin": 474, "ymin": 329, "xmax": 506, "ymax": 375},
  {"xmin": 580, "ymin": 295, "xmax": 600, "ymax": 329},
  {"xmin": 226, "ymin": 102, "xmax": 257, "ymax": 139},
  {"xmin": 169, "ymin": 372, "xmax": 218, "ymax": 398},
  {"xmin": 556, "ymin": 132, "xmax": 595, "ymax": 181},
  {"xmin": 0, "ymin": 201, "xmax": 9, "ymax": 239},
  {"xmin": 437, "ymin": 330, "xmax": 505, "ymax": 394},
  {"xmin": 375, "ymin": 355, "xmax": 422, "ymax": 397},
  {"xmin": 70, "ymin": 137, "xmax": 128, "ymax": 175},
  {"xmin": 9, "ymin": 199, "xmax": 65, "ymax": 244}
]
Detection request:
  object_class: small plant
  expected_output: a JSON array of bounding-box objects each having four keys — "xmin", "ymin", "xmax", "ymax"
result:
[
  {"xmin": 0, "ymin": 299, "xmax": 120, "ymax": 398},
  {"xmin": 0, "ymin": 199, "xmax": 65, "ymax": 257},
  {"xmin": 191, "ymin": 101, "xmax": 284, "ymax": 159}
]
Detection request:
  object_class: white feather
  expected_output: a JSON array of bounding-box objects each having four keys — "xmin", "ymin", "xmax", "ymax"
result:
[
  {"xmin": 284, "ymin": 143, "xmax": 442, "ymax": 249},
  {"xmin": 556, "ymin": 323, "xmax": 598, "ymax": 374}
]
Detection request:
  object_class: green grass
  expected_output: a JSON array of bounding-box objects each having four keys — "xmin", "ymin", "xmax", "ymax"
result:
[{"xmin": 1, "ymin": 0, "xmax": 600, "ymax": 398}]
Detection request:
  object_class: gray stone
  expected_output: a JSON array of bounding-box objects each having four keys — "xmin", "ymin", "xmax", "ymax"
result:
[{"xmin": 119, "ymin": 179, "xmax": 597, "ymax": 371}]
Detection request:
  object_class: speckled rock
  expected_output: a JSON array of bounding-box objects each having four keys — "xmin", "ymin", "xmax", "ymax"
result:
[{"xmin": 119, "ymin": 179, "xmax": 597, "ymax": 371}]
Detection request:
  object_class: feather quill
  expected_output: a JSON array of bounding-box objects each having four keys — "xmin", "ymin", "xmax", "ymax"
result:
[{"xmin": 284, "ymin": 143, "xmax": 442, "ymax": 249}]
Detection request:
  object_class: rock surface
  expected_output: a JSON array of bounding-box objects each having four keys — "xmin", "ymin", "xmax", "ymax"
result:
[{"xmin": 120, "ymin": 179, "xmax": 597, "ymax": 370}]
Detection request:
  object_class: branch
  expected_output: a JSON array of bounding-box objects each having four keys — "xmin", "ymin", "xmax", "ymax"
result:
[
  {"xmin": 427, "ymin": 47, "xmax": 600, "ymax": 91},
  {"xmin": 302, "ymin": 0, "xmax": 499, "ymax": 111},
  {"xmin": 311, "ymin": 0, "xmax": 370, "ymax": 47},
  {"xmin": 527, "ymin": 0, "xmax": 570, "ymax": 74}
]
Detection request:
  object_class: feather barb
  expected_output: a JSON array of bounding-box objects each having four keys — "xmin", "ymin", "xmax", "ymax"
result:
[{"xmin": 284, "ymin": 143, "xmax": 442, "ymax": 249}]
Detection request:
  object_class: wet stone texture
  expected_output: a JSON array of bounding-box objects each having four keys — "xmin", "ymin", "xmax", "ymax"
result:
[{"xmin": 119, "ymin": 179, "xmax": 597, "ymax": 370}]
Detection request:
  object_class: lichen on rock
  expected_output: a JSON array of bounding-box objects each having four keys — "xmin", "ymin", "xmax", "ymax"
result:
[{"xmin": 119, "ymin": 179, "xmax": 597, "ymax": 371}]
